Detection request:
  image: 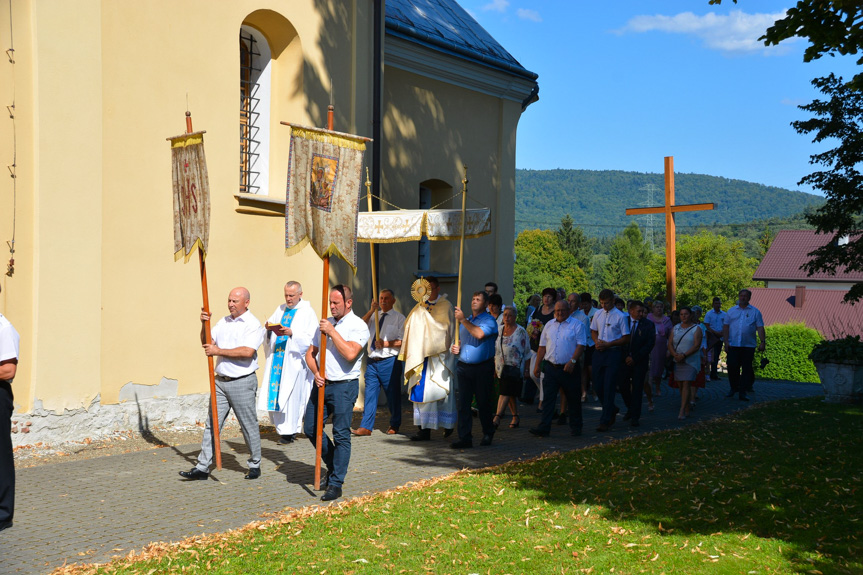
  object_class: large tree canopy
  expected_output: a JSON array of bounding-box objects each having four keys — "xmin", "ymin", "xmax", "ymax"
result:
[
  {"xmin": 712, "ymin": 0, "xmax": 863, "ymax": 302},
  {"xmin": 514, "ymin": 229, "xmax": 587, "ymax": 318}
]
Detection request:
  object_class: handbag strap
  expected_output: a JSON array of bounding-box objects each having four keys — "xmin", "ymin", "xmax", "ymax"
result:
[{"xmin": 674, "ymin": 325, "xmax": 697, "ymax": 351}]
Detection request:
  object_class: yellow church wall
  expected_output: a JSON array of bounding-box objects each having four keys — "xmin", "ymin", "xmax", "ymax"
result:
[
  {"xmin": 0, "ymin": 0, "xmax": 36, "ymax": 412},
  {"xmin": 378, "ymin": 66, "xmax": 520, "ymax": 308},
  {"xmin": 3, "ymin": 0, "xmax": 374, "ymax": 412}
]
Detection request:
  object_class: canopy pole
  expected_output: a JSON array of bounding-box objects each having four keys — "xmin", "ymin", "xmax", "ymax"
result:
[
  {"xmin": 314, "ymin": 104, "xmax": 336, "ymax": 491},
  {"xmin": 187, "ymin": 110, "xmax": 221, "ymax": 470},
  {"xmin": 454, "ymin": 166, "xmax": 468, "ymax": 347},
  {"xmin": 365, "ymin": 169, "xmax": 380, "ymax": 343}
]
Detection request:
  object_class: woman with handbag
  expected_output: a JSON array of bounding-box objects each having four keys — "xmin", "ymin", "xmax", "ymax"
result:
[
  {"xmin": 494, "ymin": 307, "xmax": 530, "ymax": 429},
  {"xmin": 668, "ymin": 307, "xmax": 703, "ymax": 420}
]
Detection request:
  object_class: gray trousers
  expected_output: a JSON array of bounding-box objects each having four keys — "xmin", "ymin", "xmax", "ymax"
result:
[{"xmin": 196, "ymin": 372, "xmax": 262, "ymax": 472}]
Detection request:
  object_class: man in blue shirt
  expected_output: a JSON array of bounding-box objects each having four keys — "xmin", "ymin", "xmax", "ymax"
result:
[
  {"xmin": 722, "ymin": 289, "xmax": 765, "ymax": 402},
  {"xmin": 450, "ymin": 291, "xmax": 499, "ymax": 448}
]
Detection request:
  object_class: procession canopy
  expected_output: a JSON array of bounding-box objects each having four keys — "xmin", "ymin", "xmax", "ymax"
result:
[
  {"xmin": 357, "ymin": 208, "xmax": 490, "ymax": 243},
  {"xmin": 167, "ymin": 131, "xmax": 211, "ymax": 263},
  {"xmin": 282, "ymin": 123, "xmax": 370, "ymax": 273}
]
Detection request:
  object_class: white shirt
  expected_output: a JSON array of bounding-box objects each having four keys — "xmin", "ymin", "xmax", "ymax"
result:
[
  {"xmin": 571, "ymin": 309, "xmax": 594, "ymax": 346},
  {"xmin": 0, "ymin": 313, "xmax": 20, "ymax": 379},
  {"xmin": 724, "ymin": 304, "xmax": 764, "ymax": 348},
  {"xmin": 315, "ymin": 310, "xmax": 370, "ymax": 381},
  {"xmin": 539, "ymin": 316, "xmax": 588, "ymax": 365},
  {"xmin": 704, "ymin": 309, "xmax": 727, "ymax": 334},
  {"xmin": 590, "ymin": 307, "xmax": 630, "ymax": 343},
  {"xmin": 210, "ymin": 310, "xmax": 265, "ymax": 377},
  {"xmin": 366, "ymin": 308, "xmax": 406, "ymax": 359}
]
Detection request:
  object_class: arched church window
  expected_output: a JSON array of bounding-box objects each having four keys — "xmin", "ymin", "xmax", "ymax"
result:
[{"xmin": 239, "ymin": 26, "xmax": 272, "ymax": 195}]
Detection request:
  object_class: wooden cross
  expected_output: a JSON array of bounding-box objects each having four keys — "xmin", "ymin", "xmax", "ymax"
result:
[{"xmin": 625, "ymin": 157, "xmax": 714, "ymax": 310}]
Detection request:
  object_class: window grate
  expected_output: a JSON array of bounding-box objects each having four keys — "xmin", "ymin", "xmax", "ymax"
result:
[{"xmin": 240, "ymin": 31, "xmax": 262, "ymax": 194}]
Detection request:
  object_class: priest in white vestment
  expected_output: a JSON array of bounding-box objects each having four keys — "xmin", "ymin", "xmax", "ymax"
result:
[
  {"xmin": 257, "ymin": 281, "xmax": 318, "ymax": 443},
  {"xmin": 400, "ymin": 276, "xmax": 457, "ymax": 441}
]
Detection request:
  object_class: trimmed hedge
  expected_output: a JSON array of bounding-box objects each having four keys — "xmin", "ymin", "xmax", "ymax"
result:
[{"xmin": 754, "ymin": 322, "xmax": 822, "ymax": 383}]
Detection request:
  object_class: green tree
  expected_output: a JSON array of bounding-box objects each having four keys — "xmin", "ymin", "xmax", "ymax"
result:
[
  {"xmin": 604, "ymin": 222, "xmax": 651, "ymax": 299},
  {"xmin": 710, "ymin": 1, "xmax": 863, "ymax": 302},
  {"xmin": 556, "ymin": 215, "xmax": 593, "ymax": 273},
  {"xmin": 514, "ymin": 229, "xmax": 587, "ymax": 319},
  {"xmin": 637, "ymin": 232, "xmax": 761, "ymax": 310}
]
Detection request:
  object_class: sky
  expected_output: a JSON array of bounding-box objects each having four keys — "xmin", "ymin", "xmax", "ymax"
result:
[{"xmin": 458, "ymin": 0, "xmax": 859, "ymax": 196}]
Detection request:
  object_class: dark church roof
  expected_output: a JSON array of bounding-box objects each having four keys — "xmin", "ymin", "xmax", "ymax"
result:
[
  {"xmin": 753, "ymin": 230, "xmax": 863, "ymax": 283},
  {"xmin": 386, "ymin": 0, "xmax": 538, "ymax": 81}
]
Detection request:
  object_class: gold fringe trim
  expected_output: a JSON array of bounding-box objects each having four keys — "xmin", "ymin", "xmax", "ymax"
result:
[
  {"xmin": 284, "ymin": 236, "xmax": 311, "ymax": 258},
  {"xmin": 168, "ymin": 133, "xmax": 205, "ymax": 148},
  {"xmin": 290, "ymin": 128, "xmax": 366, "ymax": 151},
  {"xmin": 357, "ymin": 235, "xmax": 424, "ymax": 244},
  {"xmin": 174, "ymin": 240, "xmax": 206, "ymax": 263}
]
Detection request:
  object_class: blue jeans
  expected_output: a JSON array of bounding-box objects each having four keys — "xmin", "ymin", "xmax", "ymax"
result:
[
  {"xmin": 360, "ymin": 357, "xmax": 403, "ymax": 430},
  {"xmin": 537, "ymin": 364, "xmax": 582, "ymax": 434},
  {"xmin": 303, "ymin": 378, "xmax": 359, "ymax": 488},
  {"xmin": 593, "ymin": 347, "xmax": 623, "ymax": 425}
]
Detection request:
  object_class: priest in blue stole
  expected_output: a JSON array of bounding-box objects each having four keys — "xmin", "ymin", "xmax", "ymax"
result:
[{"xmin": 257, "ymin": 281, "xmax": 318, "ymax": 443}]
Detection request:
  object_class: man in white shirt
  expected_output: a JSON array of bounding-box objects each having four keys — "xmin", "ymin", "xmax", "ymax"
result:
[
  {"xmin": 353, "ymin": 289, "xmax": 405, "ymax": 436},
  {"xmin": 530, "ymin": 300, "xmax": 587, "ymax": 437},
  {"xmin": 722, "ymin": 289, "xmax": 765, "ymax": 402},
  {"xmin": 703, "ymin": 297, "xmax": 727, "ymax": 381},
  {"xmin": 180, "ymin": 287, "xmax": 266, "ymax": 481},
  {"xmin": 305, "ymin": 284, "xmax": 369, "ymax": 502},
  {"xmin": 0, "ymin": 284, "xmax": 20, "ymax": 531},
  {"xmin": 257, "ymin": 281, "xmax": 318, "ymax": 444},
  {"xmin": 590, "ymin": 289, "xmax": 631, "ymax": 432}
]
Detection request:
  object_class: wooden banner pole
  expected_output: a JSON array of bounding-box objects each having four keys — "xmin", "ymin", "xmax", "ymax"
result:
[
  {"xmin": 454, "ymin": 166, "xmax": 468, "ymax": 347},
  {"xmin": 186, "ymin": 111, "xmax": 222, "ymax": 470},
  {"xmin": 314, "ymin": 104, "xmax": 336, "ymax": 490},
  {"xmin": 365, "ymin": 169, "xmax": 380, "ymax": 342}
]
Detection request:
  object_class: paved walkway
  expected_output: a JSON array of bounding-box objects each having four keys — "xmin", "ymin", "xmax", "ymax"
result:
[{"xmin": 1, "ymin": 379, "xmax": 822, "ymax": 574}]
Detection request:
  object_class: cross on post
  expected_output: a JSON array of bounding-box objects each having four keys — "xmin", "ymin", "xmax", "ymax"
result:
[{"xmin": 625, "ymin": 156, "xmax": 714, "ymax": 310}]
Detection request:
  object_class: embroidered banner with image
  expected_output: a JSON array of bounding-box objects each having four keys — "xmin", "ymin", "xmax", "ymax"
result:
[
  {"xmin": 285, "ymin": 126, "xmax": 366, "ymax": 271},
  {"xmin": 168, "ymin": 131, "xmax": 211, "ymax": 263}
]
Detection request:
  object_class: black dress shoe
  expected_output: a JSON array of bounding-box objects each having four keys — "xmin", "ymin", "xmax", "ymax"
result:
[
  {"xmin": 321, "ymin": 485, "xmax": 342, "ymax": 502},
  {"xmin": 179, "ymin": 468, "xmax": 209, "ymax": 480},
  {"xmin": 630, "ymin": 419, "xmax": 640, "ymax": 427},
  {"xmin": 450, "ymin": 438, "xmax": 473, "ymax": 449},
  {"xmin": 278, "ymin": 434, "xmax": 295, "ymax": 444},
  {"xmin": 529, "ymin": 428, "xmax": 549, "ymax": 437},
  {"xmin": 443, "ymin": 428, "xmax": 454, "ymax": 438},
  {"xmin": 725, "ymin": 390, "xmax": 736, "ymax": 398},
  {"xmin": 622, "ymin": 412, "xmax": 632, "ymax": 421},
  {"xmin": 571, "ymin": 429, "xmax": 582, "ymax": 437},
  {"xmin": 409, "ymin": 428, "xmax": 431, "ymax": 441},
  {"xmin": 557, "ymin": 414, "xmax": 567, "ymax": 425},
  {"xmin": 739, "ymin": 395, "xmax": 750, "ymax": 401},
  {"xmin": 0, "ymin": 519, "xmax": 12, "ymax": 531},
  {"xmin": 244, "ymin": 468, "xmax": 261, "ymax": 480},
  {"xmin": 479, "ymin": 434, "xmax": 493, "ymax": 446},
  {"xmin": 596, "ymin": 424, "xmax": 611, "ymax": 432}
]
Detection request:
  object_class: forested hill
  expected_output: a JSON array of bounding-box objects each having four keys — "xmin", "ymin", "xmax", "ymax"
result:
[{"xmin": 515, "ymin": 169, "xmax": 824, "ymax": 236}]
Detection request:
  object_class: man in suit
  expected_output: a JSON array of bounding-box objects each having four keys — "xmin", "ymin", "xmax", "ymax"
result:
[{"xmin": 619, "ymin": 300, "xmax": 655, "ymax": 427}]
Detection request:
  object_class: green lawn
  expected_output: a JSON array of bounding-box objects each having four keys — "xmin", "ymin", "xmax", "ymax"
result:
[{"xmin": 66, "ymin": 398, "xmax": 862, "ymax": 575}]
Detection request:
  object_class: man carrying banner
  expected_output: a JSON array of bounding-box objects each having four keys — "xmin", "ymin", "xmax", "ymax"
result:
[
  {"xmin": 258, "ymin": 281, "xmax": 318, "ymax": 444},
  {"xmin": 304, "ymin": 285, "xmax": 369, "ymax": 502},
  {"xmin": 179, "ymin": 287, "xmax": 265, "ymax": 481},
  {"xmin": 402, "ymin": 277, "xmax": 457, "ymax": 441}
]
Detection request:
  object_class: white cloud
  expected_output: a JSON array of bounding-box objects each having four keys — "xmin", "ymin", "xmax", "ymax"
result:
[
  {"xmin": 617, "ymin": 10, "xmax": 796, "ymax": 54},
  {"xmin": 517, "ymin": 8, "xmax": 542, "ymax": 22},
  {"xmin": 482, "ymin": 0, "xmax": 509, "ymax": 12}
]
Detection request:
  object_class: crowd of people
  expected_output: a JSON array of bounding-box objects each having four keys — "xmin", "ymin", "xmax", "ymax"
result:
[{"xmin": 155, "ymin": 278, "xmax": 765, "ymax": 508}]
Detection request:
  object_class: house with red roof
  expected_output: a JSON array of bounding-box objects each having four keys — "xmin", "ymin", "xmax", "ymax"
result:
[{"xmin": 749, "ymin": 230, "xmax": 863, "ymax": 338}]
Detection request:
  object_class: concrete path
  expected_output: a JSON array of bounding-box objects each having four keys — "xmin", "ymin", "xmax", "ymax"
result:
[{"xmin": 0, "ymin": 379, "xmax": 822, "ymax": 574}]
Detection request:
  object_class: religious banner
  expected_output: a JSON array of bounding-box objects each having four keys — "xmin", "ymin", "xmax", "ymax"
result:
[
  {"xmin": 285, "ymin": 126, "xmax": 366, "ymax": 271},
  {"xmin": 356, "ymin": 208, "xmax": 491, "ymax": 243},
  {"xmin": 169, "ymin": 131, "xmax": 211, "ymax": 263}
]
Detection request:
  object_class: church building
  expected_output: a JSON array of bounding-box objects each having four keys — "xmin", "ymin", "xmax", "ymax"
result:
[{"xmin": 0, "ymin": 0, "xmax": 538, "ymax": 444}]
